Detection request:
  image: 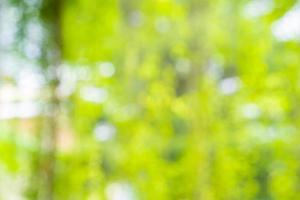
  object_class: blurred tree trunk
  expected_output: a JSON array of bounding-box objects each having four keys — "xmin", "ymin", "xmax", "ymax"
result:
[{"xmin": 38, "ymin": 0, "xmax": 62, "ymax": 199}]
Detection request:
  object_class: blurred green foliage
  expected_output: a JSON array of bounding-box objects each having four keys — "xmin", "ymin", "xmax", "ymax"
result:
[{"xmin": 1, "ymin": 0, "xmax": 300, "ymax": 199}]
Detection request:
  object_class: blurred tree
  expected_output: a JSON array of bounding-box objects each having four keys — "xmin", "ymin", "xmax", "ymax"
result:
[{"xmin": 1, "ymin": 0, "xmax": 300, "ymax": 199}]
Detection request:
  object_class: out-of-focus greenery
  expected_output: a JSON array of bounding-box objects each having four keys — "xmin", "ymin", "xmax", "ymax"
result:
[{"xmin": 1, "ymin": 0, "xmax": 300, "ymax": 199}]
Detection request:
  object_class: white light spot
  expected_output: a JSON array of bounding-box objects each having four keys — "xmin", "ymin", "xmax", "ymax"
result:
[
  {"xmin": 241, "ymin": 103, "xmax": 261, "ymax": 119},
  {"xmin": 0, "ymin": 101, "xmax": 41, "ymax": 120},
  {"xmin": 0, "ymin": 85, "xmax": 18, "ymax": 103},
  {"xmin": 272, "ymin": 3, "xmax": 300, "ymax": 41},
  {"xmin": 18, "ymin": 69, "xmax": 44, "ymax": 87},
  {"xmin": 98, "ymin": 62, "xmax": 115, "ymax": 77},
  {"xmin": 94, "ymin": 122, "xmax": 116, "ymax": 142},
  {"xmin": 0, "ymin": 6, "xmax": 19, "ymax": 48},
  {"xmin": 17, "ymin": 101, "xmax": 41, "ymax": 118},
  {"xmin": 80, "ymin": 86, "xmax": 108, "ymax": 103},
  {"xmin": 106, "ymin": 182, "xmax": 135, "ymax": 200},
  {"xmin": 56, "ymin": 64, "xmax": 77, "ymax": 98},
  {"xmin": 175, "ymin": 58, "xmax": 191, "ymax": 75},
  {"xmin": 207, "ymin": 59, "xmax": 224, "ymax": 80},
  {"xmin": 76, "ymin": 66, "xmax": 91, "ymax": 80},
  {"xmin": 24, "ymin": 41, "xmax": 41, "ymax": 59},
  {"xmin": 24, "ymin": 0, "xmax": 40, "ymax": 6},
  {"xmin": 0, "ymin": 102, "xmax": 16, "ymax": 119},
  {"xmin": 0, "ymin": 52, "xmax": 22, "ymax": 77},
  {"xmin": 16, "ymin": 69, "xmax": 44, "ymax": 100},
  {"xmin": 219, "ymin": 77, "xmax": 241, "ymax": 95},
  {"xmin": 23, "ymin": 21, "xmax": 43, "ymax": 59},
  {"xmin": 155, "ymin": 17, "xmax": 170, "ymax": 33},
  {"xmin": 0, "ymin": 168, "xmax": 26, "ymax": 200},
  {"xmin": 243, "ymin": 0, "xmax": 274, "ymax": 18},
  {"xmin": 129, "ymin": 11, "xmax": 144, "ymax": 27}
]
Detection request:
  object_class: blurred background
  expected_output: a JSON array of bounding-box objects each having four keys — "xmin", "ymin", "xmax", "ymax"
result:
[{"xmin": 1, "ymin": 0, "xmax": 300, "ymax": 199}]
